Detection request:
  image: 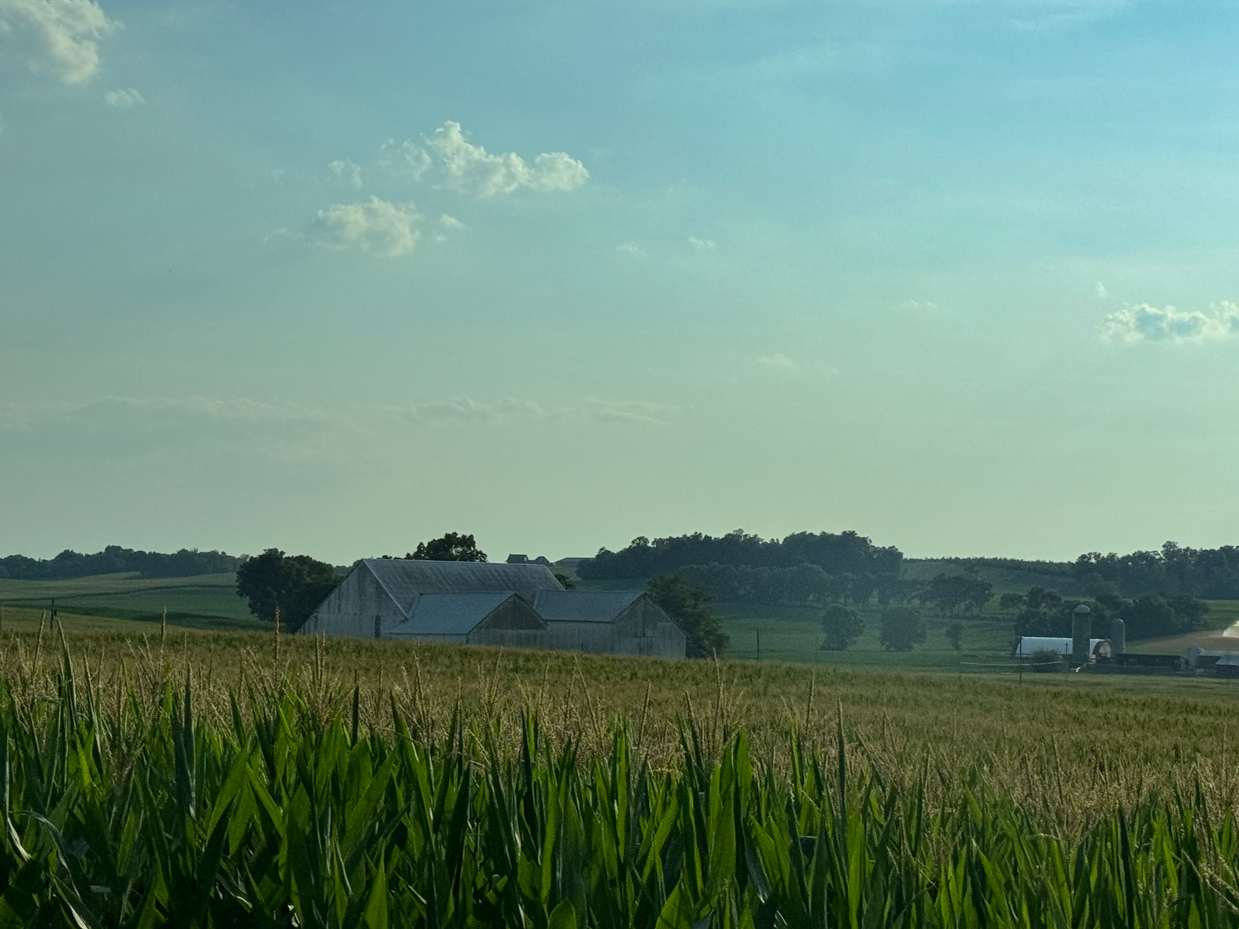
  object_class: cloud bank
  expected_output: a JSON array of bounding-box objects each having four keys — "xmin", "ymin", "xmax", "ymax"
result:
[
  {"xmin": 314, "ymin": 197, "xmax": 420, "ymax": 256},
  {"xmin": 0, "ymin": 0, "xmax": 116, "ymax": 84},
  {"xmin": 1099, "ymin": 302, "xmax": 1239, "ymax": 344}
]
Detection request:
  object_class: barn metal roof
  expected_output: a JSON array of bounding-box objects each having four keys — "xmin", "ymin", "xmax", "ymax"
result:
[
  {"xmin": 363, "ymin": 559, "xmax": 563, "ymax": 615},
  {"xmin": 533, "ymin": 589, "xmax": 644, "ymax": 623},
  {"xmin": 389, "ymin": 592, "xmax": 520, "ymax": 636}
]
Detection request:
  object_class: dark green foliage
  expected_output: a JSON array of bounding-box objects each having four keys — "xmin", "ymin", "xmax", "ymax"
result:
[
  {"xmin": 944, "ymin": 621, "xmax": 964, "ymax": 651},
  {"xmin": 0, "ymin": 545, "xmax": 240, "ymax": 580},
  {"xmin": 820, "ymin": 605, "xmax": 863, "ymax": 650},
  {"xmin": 1029, "ymin": 648, "xmax": 1064, "ymax": 672},
  {"xmin": 997, "ymin": 592, "xmax": 1026, "ymax": 613},
  {"xmin": 1073, "ymin": 540, "xmax": 1239, "ymax": 598},
  {"xmin": 407, "ymin": 532, "xmax": 488, "ymax": 562},
  {"xmin": 4, "ymin": 665, "xmax": 1239, "ymax": 927},
  {"xmin": 1120, "ymin": 593, "xmax": 1209, "ymax": 638},
  {"xmin": 879, "ymin": 606, "xmax": 926, "ymax": 651},
  {"xmin": 916, "ymin": 573, "xmax": 993, "ymax": 615},
  {"xmin": 234, "ymin": 548, "xmax": 341, "ymax": 629},
  {"xmin": 579, "ymin": 529, "xmax": 902, "ymax": 592},
  {"xmin": 647, "ymin": 574, "xmax": 730, "ymax": 658},
  {"xmin": 554, "ymin": 572, "xmax": 576, "ymax": 589}
]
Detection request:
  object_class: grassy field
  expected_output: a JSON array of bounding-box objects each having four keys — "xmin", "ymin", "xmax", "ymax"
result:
[{"xmin": 0, "ymin": 571, "xmax": 262, "ymax": 629}]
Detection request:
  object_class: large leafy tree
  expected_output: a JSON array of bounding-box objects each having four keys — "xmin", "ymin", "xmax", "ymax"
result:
[
  {"xmin": 647, "ymin": 573, "xmax": 729, "ymax": 658},
  {"xmin": 235, "ymin": 549, "xmax": 340, "ymax": 631},
  {"xmin": 879, "ymin": 606, "xmax": 927, "ymax": 652},
  {"xmin": 406, "ymin": 533, "xmax": 488, "ymax": 562},
  {"xmin": 820, "ymin": 605, "xmax": 863, "ymax": 651}
]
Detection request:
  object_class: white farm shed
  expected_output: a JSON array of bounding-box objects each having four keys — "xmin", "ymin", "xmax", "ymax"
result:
[
  {"xmin": 299, "ymin": 559, "xmax": 561, "ymax": 643},
  {"xmin": 1015, "ymin": 636, "xmax": 1111, "ymax": 659},
  {"xmin": 533, "ymin": 590, "xmax": 687, "ymax": 659},
  {"xmin": 298, "ymin": 559, "xmax": 686, "ymax": 658}
]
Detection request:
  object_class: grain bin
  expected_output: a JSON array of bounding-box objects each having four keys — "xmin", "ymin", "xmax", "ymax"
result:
[
  {"xmin": 1109, "ymin": 616, "xmax": 1126, "ymax": 655},
  {"xmin": 1072, "ymin": 604, "xmax": 1092, "ymax": 665}
]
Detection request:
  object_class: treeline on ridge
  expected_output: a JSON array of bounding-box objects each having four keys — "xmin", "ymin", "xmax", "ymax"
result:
[
  {"xmin": 1072, "ymin": 541, "xmax": 1239, "ymax": 599},
  {"xmin": 0, "ymin": 545, "xmax": 241, "ymax": 580},
  {"xmin": 580, "ymin": 530, "xmax": 902, "ymax": 582}
]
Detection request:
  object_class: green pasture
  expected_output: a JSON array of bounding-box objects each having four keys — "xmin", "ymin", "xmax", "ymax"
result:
[{"xmin": 0, "ymin": 572, "xmax": 262, "ymax": 630}]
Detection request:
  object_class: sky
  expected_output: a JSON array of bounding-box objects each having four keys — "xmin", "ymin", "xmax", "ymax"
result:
[{"xmin": 2, "ymin": 0, "xmax": 1238, "ymax": 565}]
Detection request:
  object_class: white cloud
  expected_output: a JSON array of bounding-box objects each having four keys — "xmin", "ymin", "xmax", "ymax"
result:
[
  {"xmin": 426, "ymin": 121, "xmax": 589, "ymax": 197},
  {"xmin": 439, "ymin": 214, "xmax": 465, "ymax": 230},
  {"xmin": 616, "ymin": 241, "xmax": 644, "ymax": 257},
  {"xmin": 1099, "ymin": 302, "xmax": 1239, "ymax": 345},
  {"xmin": 328, "ymin": 159, "xmax": 363, "ymax": 188},
  {"xmin": 688, "ymin": 235, "xmax": 718, "ymax": 252},
  {"xmin": 0, "ymin": 0, "xmax": 116, "ymax": 84},
  {"xmin": 758, "ymin": 352, "xmax": 797, "ymax": 371},
  {"xmin": 1096, "ymin": 282, "xmax": 1109, "ymax": 300},
  {"xmin": 379, "ymin": 139, "xmax": 432, "ymax": 180},
  {"xmin": 314, "ymin": 197, "xmax": 420, "ymax": 257},
  {"xmin": 103, "ymin": 87, "xmax": 143, "ymax": 108}
]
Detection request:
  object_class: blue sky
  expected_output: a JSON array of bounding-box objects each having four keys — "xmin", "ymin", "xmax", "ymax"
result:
[{"xmin": 2, "ymin": 0, "xmax": 1238, "ymax": 563}]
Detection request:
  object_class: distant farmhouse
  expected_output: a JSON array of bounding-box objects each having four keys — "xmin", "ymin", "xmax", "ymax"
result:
[{"xmin": 299, "ymin": 559, "xmax": 686, "ymax": 658}]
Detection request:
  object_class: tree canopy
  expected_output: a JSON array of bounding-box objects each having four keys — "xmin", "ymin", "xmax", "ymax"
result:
[
  {"xmin": 580, "ymin": 529, "xmax": 902, "ymax": 583},
  {"xmin": 1072, "ymin": 541, "xmax": 1239, "ymax": 598},
  {"xmin": 0, "ymin": 546, "xmax": 240, "ymax": 581},
  {"xmin": 646, "ymin": 574, "xmax": 730, "ymax": 659},
  {"xmin": 820, "ymin": 605, "xmax": 864, "ymax": 651},
  {"xmin": 234, "ymin": 549, "xmax": 341, "ymax": 631},
  {"xmin": 406, "ymin": 533, "xmax": 488, "ymax": 562},
  {"xmin": 879, "ymin": 607, "xmax": 926, "ymax": 652}
]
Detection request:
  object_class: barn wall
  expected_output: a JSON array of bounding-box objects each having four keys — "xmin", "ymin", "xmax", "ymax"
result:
[
  {"xmin": 470, "ymin": 598, "xmax": 547, "ymax": 650},
  {"xmin": 614, "ymin": 599, "xmax": 686, "ymax": 659},
  {"xmin": 545, "ymin": 620, "xmax": 616, "ymax": 653},
  {"xmin": 299, "ymin": 566, "xmax": 406, "ymax": 638}
]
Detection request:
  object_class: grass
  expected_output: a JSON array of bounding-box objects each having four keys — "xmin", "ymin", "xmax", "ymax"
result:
[
  {"xmin": 6, "ymin": 629, "xmax": 1239, "ymax": 925},
  {"xmin": 0, "ymin": 572, "xmax": 263, "ymax": 629}
]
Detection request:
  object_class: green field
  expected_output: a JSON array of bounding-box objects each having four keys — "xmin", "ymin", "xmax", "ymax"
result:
[
  {"xmin": 3, "ymin": 626, "xmax": 1239, "ymax": 924},
  {"xmin": 0, "ymin": 571, "xmax": 263, "ymax": 629}
]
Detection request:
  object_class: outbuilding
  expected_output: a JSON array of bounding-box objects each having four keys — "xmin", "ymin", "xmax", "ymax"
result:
[
  {"xmin": 299, "ymin": 558, "xmax": 686, "ymax": 658},
  {"xmin": 533, "ymin": 589, "xmax": 686, "ymax": 658},
  {"xmin": 1015, "ymin": 636, "xmax": 1111, "ymax": 659}
]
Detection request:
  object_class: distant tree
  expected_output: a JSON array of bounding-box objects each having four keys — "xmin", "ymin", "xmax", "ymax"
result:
[
  {"xmin": 919, "ymin": 574, "xmax": 994, "ymax": 615},
  {"xmin": 554, "ymin": 572, "xmax": 576, "ymax": 589},
  {"xmin": 820, "ymin": 604, "xmax": 864, "ymax": 651},
  {"xmin": 407, "ymin": 533, "xmax": 487, "ymax": 562},
  {"xmin": 647, "ymin": 574, "xmax": 729, "ymax": 658},
  {"xmin": 1025, "ymin": 587, "xmax": 1062, "ymax": 613},
  {"xmin": 945, "ymin": 621, "xmax": 964, "ymax": 651},
  {"xmin": 1120, "ymin": 594, "xmax": 1208, "ymax": 639},
  {"xmin": 235, "ymin": 549, "xmax": 340, "ymax": 631},
  {"xmin": 879, "ymin": 607, "xmax": 926, "ymax": 652},
  {"xmin": 998, "ymin": 592, "xmax": 1026, "ymax": 613}
]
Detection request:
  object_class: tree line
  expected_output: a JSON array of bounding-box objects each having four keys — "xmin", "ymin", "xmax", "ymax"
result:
[
  {"xmin": 0, "ymin": 545, "xmax": 240, "ymax": 580},
  {"xmin": 1004, "ymin": 586, "xmax": 1209, "ymax": 641},
  {"xmin": 579, "ymin": 530, "xmax": 903, "ymax": 582},
  {"xmin": 1072, "ymin": 541, "xmax": 1239, "ymax": 598}
]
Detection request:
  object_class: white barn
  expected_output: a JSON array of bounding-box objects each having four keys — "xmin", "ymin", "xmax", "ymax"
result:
[
  {"xmin": 299, "ymin": 559, "xmax": 686, "ymax": 658},
  {"xmin": 534, "ymin": 589, "xmax": 686, "ymax": 658}
]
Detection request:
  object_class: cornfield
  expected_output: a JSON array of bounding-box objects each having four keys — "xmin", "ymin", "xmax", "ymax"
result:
[{"xmin": 5, "ymin": 644, "xmax": 1239, "ymax": 927}]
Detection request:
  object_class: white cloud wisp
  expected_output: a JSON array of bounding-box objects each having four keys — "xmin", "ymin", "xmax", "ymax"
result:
[
  {"xmin": 426, "ymin": 121, "xmax": 589, "ymax": 197},
  {"xmin": 103, "ymin": 87, "xmax": 143, "ymax": 107},
  {"xmin": 315, "ymin": 197, "xmax": 420, "ymax": 257},
  {"xmin": 1100, "ymin": 302, "xmax": 1239, "ymax": 345},
  {"xmin": 0, "ymin": 0, "xmax": 116, "ymax": 84}
]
